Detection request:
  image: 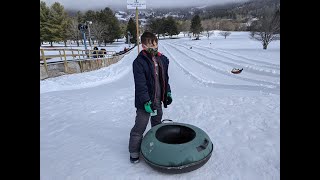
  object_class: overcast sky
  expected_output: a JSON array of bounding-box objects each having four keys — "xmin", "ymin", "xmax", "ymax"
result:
[{"xmin": 42, "ymin": 0, "xmax": 249, "ymax": 10}]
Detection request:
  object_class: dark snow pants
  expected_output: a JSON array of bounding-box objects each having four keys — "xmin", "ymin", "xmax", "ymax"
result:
[{"xmin": 129, "ymin": 100, "xmax": 162, "ymax": 158}]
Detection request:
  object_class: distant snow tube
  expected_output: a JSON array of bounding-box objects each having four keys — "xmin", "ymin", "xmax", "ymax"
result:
[
  {"xmin": 141, "ymin": 121, "xmax": 213, "ymax": 174},
  {"xmin": 231, "ymin": 68, "xmax": 243, "ymax": 74}
]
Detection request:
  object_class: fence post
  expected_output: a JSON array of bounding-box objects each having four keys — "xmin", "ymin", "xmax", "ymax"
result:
[
  {"xmin": 63, "ymin": 49, "xmax": 68, "ymax": 73},
  {"xmin": 78, "ymin": 49, "xmax": 81, "ymax": 60},
  {"xmin": 40, "ymin": 49, "xmax": 48, "ymax": 75},
  {"xmin": 59, "ymin": 50, "xmax": 63, "ymax": 61},
  {"xmin": 79, "ymin": 60, "xmax": 83, "ymax": 73},
  {"xmin": 78, "ymin": 49, "xmax": 83, "ymax": 73},
  {"xmin": 71, "ymin": 50, "xmax": 75, "ymax": 59}
]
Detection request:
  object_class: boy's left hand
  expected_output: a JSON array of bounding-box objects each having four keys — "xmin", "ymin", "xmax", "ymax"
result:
[{"xmin": 167, "ymin": 92, "xmax": 172, "ymax": 105}]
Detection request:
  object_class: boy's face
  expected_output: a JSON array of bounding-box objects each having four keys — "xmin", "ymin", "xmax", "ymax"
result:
[
  {"xmin": 144, "ymin": 40, "xmax": 158, "ymax": 49},
  {"xmin": 143, "ymin": 40, "xmax": 158, "ymax": 56}
]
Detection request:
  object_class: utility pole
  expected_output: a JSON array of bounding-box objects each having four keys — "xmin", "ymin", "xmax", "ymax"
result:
[
  {"xmin": 127, "ymin": 0, "xmax": 146, "ymax": 53},
  {"xmin": 86, "ymin": 21, "xmax": 93, "ymax": 48}
]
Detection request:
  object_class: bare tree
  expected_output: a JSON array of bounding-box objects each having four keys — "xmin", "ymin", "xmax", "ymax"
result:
[
  {"xmin": 68, "ymin": 18, "xmax": 81, "ymax": 47},
  {"xmin": 207, "ymin": 30, "xmax": 215, "ymax": 39},
  {"xmin": 219, "ymin": 20, "xmax": 235, "ymax": 31},
  {"xmin": 250, "ymin": 8, "xmax": 280, "ymax": 50},
  {"xmin": 202, "ymin": 20, "xmax": 214, "ymax": 39},
  {"xmin": 219, "ymin": 31, "xmax": 231, "ymax": 39},
  {"xmin": 182, "ymin": 20, "xmax": 191, "ymax": 37},
  {"xmin": 91, "ymin": 22, "xmax": 107, "ymax": 47},
  {"xmin": 211, "ymin": 17, "xmax": 221, "ymax": 30},
  {"xmin": 178, "ymin": 20, "xmax": 190, "ymax": 37}
]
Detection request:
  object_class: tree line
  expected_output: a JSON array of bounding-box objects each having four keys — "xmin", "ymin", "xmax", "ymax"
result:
[
  {"xmin": 149, "ymin": 7, "xmax": 280, "ymax": 50},
  {"xmin": 40, "ymin": 1, "xmax": 280, "ymax": 50},
  {"xmin": 40, "ymin": 1, "xmax": 123, "ymax": 47}
]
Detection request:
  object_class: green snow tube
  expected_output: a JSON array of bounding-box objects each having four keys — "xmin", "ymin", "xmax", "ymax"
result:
[{"xmin": 141, "ymin": 120, "xmax": 213, "ymax": 174}]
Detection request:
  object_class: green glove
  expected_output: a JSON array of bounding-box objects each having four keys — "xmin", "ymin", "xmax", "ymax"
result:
[
  {"xmin": 144, "ymin": 100, "xmax": 154, "ymax": 113},
  {"xmin": 167, "ymin": 92, "xmax": 172, "ymax": 105}
]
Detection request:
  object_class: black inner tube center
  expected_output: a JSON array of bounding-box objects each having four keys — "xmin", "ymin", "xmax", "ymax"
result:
[{"xmin": 156, "ymin": 125, "xmax": 196, "ymax": 144}]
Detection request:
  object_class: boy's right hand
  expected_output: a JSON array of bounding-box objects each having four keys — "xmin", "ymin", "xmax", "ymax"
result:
[{"xmin": 144, "ymin": 100, "xmax": 154, "ymax": 113}]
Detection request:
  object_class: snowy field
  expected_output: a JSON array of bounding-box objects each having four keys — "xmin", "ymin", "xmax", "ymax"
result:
[{"xmin": 40, "ymin": 31, "xmax": 280, "ymax": 180}]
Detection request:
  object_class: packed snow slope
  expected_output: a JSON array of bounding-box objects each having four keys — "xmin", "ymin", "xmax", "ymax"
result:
[{"xmin": 41, "ymin": 32, "xmax": 280, "ymax": 180}]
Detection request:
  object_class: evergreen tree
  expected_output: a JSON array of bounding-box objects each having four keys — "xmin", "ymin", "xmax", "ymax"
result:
[
  {"xmin": 190, "ymin": 15, "xmax": 203, "ymax": 39},
  {"xmin": 40, "ymin": 1, "xmax": 50, "ymax": 46},
  {"xmin": 45, "ymin": 2, "xmax": 68, "ymax": 46},
  {"xmin": 160, "ymin": 18, "xmax": 167, "ymax": 38},
  {"xmin": 147, "ymin": 18, "xmax": 160, "ymax": 39},
  {"xmin": 62, "ymin": 17, "xmax": 71, "ymax": 47},
  {"xmin": 106, "ymin": 17, "xmax": 122, "ymax": 43},
  {"xmin": 165, "ymin": 17, "xmax": 179, "ymax": 38},
  {"xmin": 126, "ymin": 18, "xmax": 137, "ymax": 44},
  {"xmin": 76, "ymin": 11, "xmax": 84, "ymax": 24},
  {"xmin": 96, "ymin": 8, "xmax": 121, "ymax": 45},
  {"xmin": 84, "ymin": 10, "xmax": 96, "ymax": 22}
]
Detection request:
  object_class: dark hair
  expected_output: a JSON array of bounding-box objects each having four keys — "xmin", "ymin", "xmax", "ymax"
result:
[{"xmin": 141, "ymin": 31, "xmax": 158, "ymax": 45}]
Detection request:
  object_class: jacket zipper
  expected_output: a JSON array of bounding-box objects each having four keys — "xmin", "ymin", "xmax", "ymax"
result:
[
  {"xmin": 159, "ymin": 58, "xmax": 166, "ymax": 102},
  {"xmin": 143, "ymin": 51, "xmax": 164, "ymax": 105},
  {"xmin": 152, "ymin": 57, "xmax": 157, "ymax": 104}
]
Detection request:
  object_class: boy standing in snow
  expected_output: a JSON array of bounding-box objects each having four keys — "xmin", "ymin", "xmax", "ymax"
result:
[{"xmin": 129, "ymin": 32, "xmax": 172, "ymax": 163}]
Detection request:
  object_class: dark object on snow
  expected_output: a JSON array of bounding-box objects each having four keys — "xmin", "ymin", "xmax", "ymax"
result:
[
  {"xmin": 99, "ymin": 48, "xmax": 106, "ymax": 58},
  {"xmin": 141, "ymin": 121, "xmax": 213, "ymax": 174},
  {"xmin": 78, "ymin": 24, "xmax": 87, "ymax": 30},
  {"xmin": 190, "ymin": 47, "xmax": 192, "ymax": 49},
  {"xmin": 231, "ymin": 68, "xmax": 243, "ymax": 74},
  {"xmin": 92, "ymin": 47, "xmax": 99, "ymax": 58}
]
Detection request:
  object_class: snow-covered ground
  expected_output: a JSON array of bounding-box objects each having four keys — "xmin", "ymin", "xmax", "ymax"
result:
[{"xmin": 40, "ymin": 31, "xmax": 280, "ymax": 180}]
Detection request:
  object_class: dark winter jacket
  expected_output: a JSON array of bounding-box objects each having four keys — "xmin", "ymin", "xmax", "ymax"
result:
[{"xmin": 133, "ymin": 50, "xmax": 171, "ymax": 110}]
